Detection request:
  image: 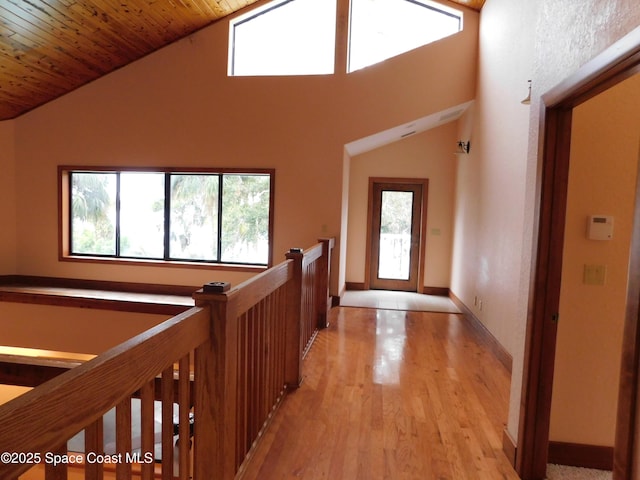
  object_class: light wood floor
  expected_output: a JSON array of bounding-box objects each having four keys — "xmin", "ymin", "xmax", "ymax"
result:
[{"xmin": 239, "ymin": 306, "xmax": 519, "ymax": 480}]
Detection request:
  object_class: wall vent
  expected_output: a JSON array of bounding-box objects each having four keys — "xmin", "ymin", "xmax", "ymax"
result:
[{"xmin": 439, "ymin": 109, "xmax": 463, "ymax": 122}]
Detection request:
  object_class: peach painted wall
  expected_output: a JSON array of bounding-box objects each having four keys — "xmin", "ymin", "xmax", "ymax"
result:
[
  {"xmin": 0, "ymin": 302, "xmax": 166, "ymax": 354},
  {"xmin": 0, "ymin": 121, "xmax": 16, "ymax": 274},
  {"xmin": 549, "ymin": 74, "xmax": 640, "ymax": 446},
  {"xmin": 515, "ymin": 1, "xmax": 640, "ymax": 444},
  {"xmin": 0, "ymin": 386, "xmax": 30, "ymax": 406},
  {"xmin": 346, "ymin": 123, "xmax": 457, "ymax": 288},
  {"xmin": 455, "ymin": 0, "xmax": 640, "ymax": 442},
  {"xmin": 11, "ymin": 1, "xmax": 479, "ymax": 293},
  {"xmin": 450, "ymin": 0, "xmax": 536, "ymax": 439}
]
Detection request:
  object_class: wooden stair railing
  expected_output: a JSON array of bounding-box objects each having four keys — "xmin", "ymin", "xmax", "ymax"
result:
[
  {"xmin": 0, "ymin": 237, "xmax": 334, "ymax": 480},
  {"xmin": 192, "ymin": 238, "xmax": 334, "ymax": 479},
  {"xmin": 287, "ymin": 237, "xmax": 335, "ymax": 358},
  {"xmin": 0, "ymin": 306, "xmax": 209, "ymax": 480}
]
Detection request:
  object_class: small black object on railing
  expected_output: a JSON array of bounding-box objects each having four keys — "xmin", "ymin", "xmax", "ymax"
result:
[
  {"xmin": 202, "ymin": 281, "xmax": 231, "ymax": 293},
  {"xmin": 289, "ymin": 247, "xmax": 303, "ymax": 254}
]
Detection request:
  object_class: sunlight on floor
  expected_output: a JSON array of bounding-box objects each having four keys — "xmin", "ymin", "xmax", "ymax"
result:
[{"xmin": 341, "ymin": 290, "xmax": 460, "ymax": 313}]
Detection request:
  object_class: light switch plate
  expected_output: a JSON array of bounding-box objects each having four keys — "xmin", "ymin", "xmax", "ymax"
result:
[{"xmin": 583, "ymin": 264, "xmax": 607, "ymax": 285}]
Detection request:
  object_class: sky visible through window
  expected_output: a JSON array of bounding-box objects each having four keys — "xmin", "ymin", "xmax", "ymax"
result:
[
  {"xmin": 229, "ymin": 0, "xmax": 462, "ymax": 76},
  {"xmin": 349, "ymin": 0, "xmax": 462, "ymax": 72},
  {"xmin": 230, "ymin": 0, "xmax": 337, "ymax": 76}
]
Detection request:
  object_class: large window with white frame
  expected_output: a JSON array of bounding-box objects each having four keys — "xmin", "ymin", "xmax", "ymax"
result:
[{"xmin": 61, "ymin": 167, "xmax": 274, "ymax": 267}]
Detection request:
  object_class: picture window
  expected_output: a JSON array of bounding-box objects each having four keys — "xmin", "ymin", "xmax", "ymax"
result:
[{"xmin": 61, "ymin": 167, "xmax": 274, "ymax": 267}]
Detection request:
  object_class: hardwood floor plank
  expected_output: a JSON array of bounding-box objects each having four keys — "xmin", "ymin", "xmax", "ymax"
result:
[{"xmin": 238, "ymin": 307, "xmax": 518, "ymax": 479}]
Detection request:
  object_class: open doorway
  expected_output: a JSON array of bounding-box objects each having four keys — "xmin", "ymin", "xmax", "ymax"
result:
[
  {"xmin": 517, "ymin": 30, "xmax": 640, "ymax": 480},
  {"xmin": 546, "ymin": 72, "xmax": 640, "ymax": 475}
]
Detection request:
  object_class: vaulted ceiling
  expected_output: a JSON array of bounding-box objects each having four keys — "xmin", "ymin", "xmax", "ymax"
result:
[{"xmin": 0, "ymin": 0, "xmax": 484, "ymax": 121}]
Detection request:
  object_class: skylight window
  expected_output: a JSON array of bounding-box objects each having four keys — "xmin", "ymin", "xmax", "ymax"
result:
[
  {"xmin": 348, "ymin": 0, "xmax": 463, "ymax": 72},
  {"xmin": 229, "ymin": 0, "xmax": 337, "ymax": 76}
]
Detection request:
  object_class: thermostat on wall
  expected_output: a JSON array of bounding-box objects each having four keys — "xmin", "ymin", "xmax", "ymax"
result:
[{"xmin": 587, "ymin": 215, "xmax": 614, "ymax": 240}]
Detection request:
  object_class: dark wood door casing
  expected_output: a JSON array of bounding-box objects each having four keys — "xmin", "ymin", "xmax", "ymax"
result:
[
  {"xmin": 516, "ymin": 30, "xmax": 640, "ymax": 480},
  {"xmin": 365, "ymin": 177, "xmax": 429, "ymax": 293}
]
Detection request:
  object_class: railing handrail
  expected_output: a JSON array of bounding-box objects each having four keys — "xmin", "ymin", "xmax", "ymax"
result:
[
  {"xmin": 0, "ymin": 305, "xmax": 209, "ymax": 479},
  {"xmin": 301, "ymin": 242, "xmax": 324, "ymax": 267},
  {"xmin": 209, "ymin": 259, "xmax": 294, "ymax": 316}
]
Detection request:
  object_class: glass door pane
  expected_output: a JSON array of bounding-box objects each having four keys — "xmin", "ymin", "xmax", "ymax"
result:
[{"xmin": 377, "ymin": 190, "xmax": 414, "ymax": 280}]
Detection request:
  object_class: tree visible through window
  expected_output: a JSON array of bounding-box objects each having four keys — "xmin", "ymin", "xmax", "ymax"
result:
[{"xmin": 68, "ymin": 169, "xmax": 273, "ymax": 266}]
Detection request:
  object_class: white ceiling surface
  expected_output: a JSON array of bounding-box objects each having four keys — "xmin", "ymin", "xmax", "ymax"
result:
[{"xmin": 344, "ymin": 100, "xmax": 473, "ymax": 156}]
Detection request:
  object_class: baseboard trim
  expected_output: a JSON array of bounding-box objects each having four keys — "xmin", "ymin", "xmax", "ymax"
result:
[
  {"xmin": 331, "ymin": 295, "xmax": 340, "ymax": 307},
  {"xmin": 548, "ymin": 441, "xmax": 613, "ymax": 471},
  {"xmin": 502, "ymin": 428, "xmax": 517, "ymax": 468},
  {"xmin": 422, "ymin": 286, "xmax": 450, "ymax": 296},
  {"xmin": 344, "ymin": 282, "xmax": 449, "ymax": 297},
  {"xmin": 449, "ymin": 291, "xmax": 513, "ymax": 373}
]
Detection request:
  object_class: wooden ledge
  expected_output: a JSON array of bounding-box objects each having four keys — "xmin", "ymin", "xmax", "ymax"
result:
[
  {"xmin": 0, "ymin": 345, "xmax": 191, "ymax": 403},
  {"xmin": 0, "ymin": 276, "xmax": 197, "ymax": 315}
]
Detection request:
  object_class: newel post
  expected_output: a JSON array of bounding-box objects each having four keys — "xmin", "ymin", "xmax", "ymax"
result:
[
  {"xmin": 192, "ymin": 283, "xmax": 238, "ymax": 480},
  {"xmin": 317, "ymin": 237, "xmax": 335, "ymax": 329},
  {"xmin": 285, "ymin": 248, "xmax": 304, "ymax": 389}
]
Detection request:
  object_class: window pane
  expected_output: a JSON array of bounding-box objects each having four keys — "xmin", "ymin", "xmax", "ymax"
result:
[
  {"xmin": 349, "ymin": 0, "xmax": 462, "ymax": 72},
  {"xmin": 119, "ymin": 172, "xmax": 165, "ymax": 258},
  {"xmin": 71, "ymin": 172, "xmax": 117, "ymax": 255},
  {"xmin": 221, "ymin": 175, "xmax": 270, "ymax": 264},
  {"xmin": 169, "ymin": 174, "xmax": 219, "ymax": 261},
  {"xmin": 378, "ymin": 190, "xmax": 413, "ymax": 280},
  {"xmin": 230, "ymin": 0, "xmax": 336, "ymax": 76}
]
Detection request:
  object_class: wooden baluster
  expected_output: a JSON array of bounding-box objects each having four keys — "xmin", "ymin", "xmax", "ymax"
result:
[
  {"xmin": 44, "ymin": 443, "xmax": 67, "ymax": 480},
  {"xmin": 277, "ymin": 286, "xmax": 286, "ymax": 393},
  {"xmin": 115, "ymin": 398, "xmax": 132, "ymax": 480},
  {"xmin": 178, "ymin": 354, "xmax": 191, "ymax": 480},
  {"xmin": 247, "ymin": 308, "xmax": 257, "ymax": 458},
  {"xmin": 161, "ymin": 368, "xmax": 174, "ymax": 480},
  {"xmin": 140, "ymin": 380, "xmax": 155, "ymax": 480},
  {"xmin": 85, "ymin": 417, "xmax": 104, "ymax": 480},
  {"xmin": 237, "ymin": 312, "xmax": 248, "ymax": 463},
  {"xmin": 253, "ymin": 302, "xmax": 262, "ymax": 461},
  {"xmin": 317, "ymin": 238, "xmax": 335, "ymax": 329},
  {"xmin": 285, "ymin": 249, "xmax": 304, "ymax": 389}
]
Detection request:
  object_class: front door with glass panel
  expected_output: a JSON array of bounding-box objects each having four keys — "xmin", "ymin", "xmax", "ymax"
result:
[{"xmin": 368, "ymin": 179, "xmax": 425, "ymax": 292}]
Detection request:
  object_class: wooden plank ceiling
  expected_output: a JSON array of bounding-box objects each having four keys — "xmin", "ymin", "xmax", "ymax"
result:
[{"xmin": 0, "ymin": 0, "xmax": 484, "ymax": 121}]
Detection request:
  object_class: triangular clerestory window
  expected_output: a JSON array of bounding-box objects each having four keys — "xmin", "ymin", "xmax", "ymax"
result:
[
  {"xmin": 348, "ymin": 0, "xmax": 463, "ymax": 72},
  {"xmin": 229, "ymin": 0, "xmax": 337, "ymax": 76}
]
